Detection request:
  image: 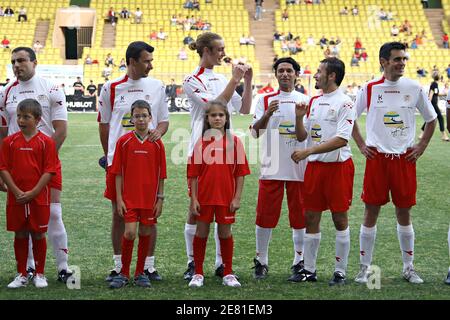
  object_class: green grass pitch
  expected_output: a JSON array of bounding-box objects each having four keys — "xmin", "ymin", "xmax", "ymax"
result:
[{"xmin": 0, "ymin": 113, "xmax": 449, "ymax": 300}]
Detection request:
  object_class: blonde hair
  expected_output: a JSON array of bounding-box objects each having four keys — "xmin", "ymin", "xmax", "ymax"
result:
[{"xmin": 188, "ymin": 32, "xmax": 222, "ymax": 57}]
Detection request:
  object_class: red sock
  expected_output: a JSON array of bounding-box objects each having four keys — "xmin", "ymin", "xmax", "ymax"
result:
[
  {"xmin": 121, "ymin": 237, "xmax": 134, "ymax": 278},
  {"xmin": 14, "ymin": 237, "xmax": 29, "ymax": 276},
  {"xmin": 135, "ymin": 235, "xmax": 150, "ymax": 277},
  {"xmin": 32, "ymin": 237, "xmax": 47, "ymax": 275},
  {"xmin": 193, "ymin": 235, "xmax": 207, "ymax": 275},
  {"xmin": 219, "ymin": 236, "xmax": 234, "ymax": 276}
]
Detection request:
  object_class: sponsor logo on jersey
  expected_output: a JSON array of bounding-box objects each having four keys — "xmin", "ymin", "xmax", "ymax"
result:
[
  {"xmin": 128, "ymin": 89, "xmax": 144, "ymax": 93},
  {"xmin": 377, "ymin": 94, "xmax": 383, "ymax": 104},
  {"xmin": 19, "ymin": 90, "xmax": 34, "ymax": 94},
  {"xmin": 383, "ymin": 111, "xmax": 404, "ymax": 128},
  {"xmin": 311, "ymin": 124, "xmax": 321, "ymax": 142},
  {"xmin": 278, "ymin": 121, "xmax": 296, "ymax": 139}
]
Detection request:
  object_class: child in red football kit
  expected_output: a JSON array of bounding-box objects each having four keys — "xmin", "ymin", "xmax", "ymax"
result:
[
  {"xmin": 108, "ymin": 100, "xmax": 166, "ymax": 289},
  {"xmin": 187, "ymin": 100, "xmax": 250, "ymax": 288},
  {"xmin": 0, "ymin": 99, "xmax": 58, "ymax": 289}
]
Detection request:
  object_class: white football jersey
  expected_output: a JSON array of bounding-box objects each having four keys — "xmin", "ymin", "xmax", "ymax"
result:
[
  {"xmin": 0, "ymin": 76, "xmax": 67, "ymax": 137},
  {"xmin": 97, "ymin": 75, "xmax": 169, "ymax": 166},
  {"xmin": 305, "ymin": 89, "xmax": 355, "ymax": 162},
  {"xmin": 183, "ymin": 66, "xmax": 242, "ymax": 155},
  {"xmin": 447, "ymin": 90, "xmax": 450, "ymax": 109},
  {"xmin": 356, "ymin": 77, "xmax": 437, "ymax": 154},
  {"xmin": 251, "ymin": 89, "xmax": 309, "ymax": 181}
]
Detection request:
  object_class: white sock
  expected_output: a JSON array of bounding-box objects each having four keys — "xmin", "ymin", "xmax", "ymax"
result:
[
  {"xmin": 48, "ymin": 203, "xmax": 69, "ymax": 272},
  {"xmin": 397, "ymin": 223, "xmax": 415, "ymax": 271},
  {"xmin": 292, "ymin": 228, "xmax": 305, "ymax": 265},
  {"xmin": 359, "ymin": 224, "xmax": 377, "ymax": 266},
  {"xmin": 184, "ymin": 223, "xmax": 196, "ymax": 264},
  {"xmin": 113, "ymin": 254, "xmax": 122, "ymax": 272},
  {"xmin": 256, "ymin": 225, "xmax": 272, "ymax": 266},
  {"xmin": 335, "ymin": 227, "xmax": 350, "ymax": 275},
  {"xmin": 26, "ymin": 236, "xmax": 35, "ymax": 270},
  {"xmin": 145, "ymin": 256, "xmax": 155, "ymax": 273},
  {"xmin": 448, "ymin": 225, "xmax": 450, "ymax": 271},
  {"xmin": 214, "ymin": 222, "xmax": 223, "ymax": 268},
  {"xmin": 304, "ymin": 232, "xmax": 321, "ymax": 273}
]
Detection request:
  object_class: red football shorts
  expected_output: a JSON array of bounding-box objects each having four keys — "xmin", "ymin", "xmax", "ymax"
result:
[
  {"xmin": 256, "ymin": 180, "xmax": 305, "ymax": 229},
  {"xmin": 303, "ymin": 159, "xmax": 354, "ymax": 213},
  {"xmin": 196, "ymin": 205, "xmax": 235, "ymax": 224},
  {"xmin": 361, "ymin": 148, "xmax": 416, "ymax": 208},
  {"xmin": 124, "ymin": 208, "xmax": 157, "ymax": 225},
  {"xmin": 7, "ymin": 204, "xmax": 50, "ymax": 233},
  {"xmin": 48, "ymin": 159, "xmax": 62, "ymax": 191}
]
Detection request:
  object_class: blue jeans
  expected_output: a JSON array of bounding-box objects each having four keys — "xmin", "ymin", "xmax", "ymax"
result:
[{"xmin": 255, "ymin": 5, "xmax": 262, "ymax": 20}]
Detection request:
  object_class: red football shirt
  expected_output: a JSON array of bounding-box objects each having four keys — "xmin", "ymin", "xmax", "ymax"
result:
[
  {"xmin": 0, "ymin": 131, "xmax": 58, "ymax": 205},
  {"xmin": 110, "ymin": 131, "xmax": 167, "ymax": 209},
  {"xmin": 188, "ymin": 134, "xmax": 250, "ymax": 206}
]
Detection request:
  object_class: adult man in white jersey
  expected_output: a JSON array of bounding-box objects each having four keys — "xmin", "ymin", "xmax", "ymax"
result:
[
  {"xmin": 0, "ymin": 47, "xmax": 71, "ymax": 284},
  {"xmin": 98, "ymin": 41, "xmax": 169, "ymax": 283},
  {"xmin": 446, "ymin": 90, "xmax": 450, "ymax": 285},
  {"xmin": 291, "ymin": 57, "xmax": 356, "ymax": 285},
  {"xmin": 250, "ymin": 57, "xmax": 309, "ymax": 281},
  {"xmin": 352, "ymin": 42, "xmax": 437, "ymax": 284}
]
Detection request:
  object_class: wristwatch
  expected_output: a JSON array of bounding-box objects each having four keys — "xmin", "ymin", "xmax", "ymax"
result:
[{"xmin": 157, "ymin": 194, "xmax": 165, "ymax": 200}]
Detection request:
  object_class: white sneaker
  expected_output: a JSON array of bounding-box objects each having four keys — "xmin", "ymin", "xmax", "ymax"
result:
[
  {"xmin": 188, "ymin": 274, "xmax": 204, "ymax": 288},
  {"xmin": 223, "ymin": 274, "xmax": 241, "ymax": 287},
  {"xmin": 403, "ymin": 266, "xmax": 424, "ymax": 284},
  {"xmin": 33, "ymin": 274, "xmax": 48, "ymax": 288},
  {"xmin": 355, "ymin": 264, "xmax": 369, "ymax": 284},
  {"xmin": 7, "ymin": 275, "xmax": 28, "ymax": 288}
]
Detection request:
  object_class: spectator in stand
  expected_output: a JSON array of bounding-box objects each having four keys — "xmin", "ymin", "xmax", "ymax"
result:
[
  {"xmin": 422, "ymin": 0, "xmax": 429, "ymax": 9},
  {"xmin": 1, "ymin": 36, "xmax": 10, "ymax": 49},
  {"xmin": 295, "ymin": 79, "xmax": 306, "ymax": 94},
  {"xmin": 340, "ymin": 7, "xmax": 349, "ymax": 15},
  {"xmin": 354, "ymin": 37, "xmax": 363, "ymax": 50},
  {"xmin": 351, "ymin": 54, "xmax": 359, "ymax": 67},
  {"xmin": 281, "ymin": 40, "xmax": 289, "ymax": 52},
  {"xmin": 410, "ymin": 38, "xmax": 418, "ymax": 49},
  {"xmin": 85, "ymin": 55, "xmax": 93, "ymax": 64},
  {"xmin": 33, "ymin": 41, "xmax": 43, "ymax": 54},
  {"xmin": 73, "ymin": 77, "xmax": 85, "ymax": 97},
  {"xmin": 183, "ymin": 34, "xmax": 194, "ymax": 45},
  {"xmin": 415, "ymin": 34, "xmax": 423, "ymax": 45},
  {"xmin": 149, "ymin": 30, "xmax": 157, "ymax": 41},
  {"xmin": 178, "ymin": 47, "xmax": 188, "ymax": 60},
  {"xmin": 257, "ymin": 82, "xmax": 274, "ymax": 94},
  {"xmin": 352, "ymin": 5, "xmax": 359, "ymax": 16},
  {"xmin": 360, "ymin": 49, "xmax": 368, "ymax": 61},
  {"xmin": 118, "ymin": 58, "xmax": 126, "ymax": 72},
  {"xmin": 87, "ymin": 80, "xmax": 97, "ymax": 96},
  {"xmin": 18, "ymin": 7, "xmax": 27, "ymax": 22},
  {"xmin": 134, "ymin": 8, "xmax": 143, "ymax": 24},
  {"xmin": 0, "ymin": 7, "xmax": 4, "ymax": 17},
  {"xmin": 120, "ymin": 7, "xmax": 130, "ymax": 19},
  {"xmin": 102, "ymin": 65, "xmax": 112, "ymax": 78},
  {"xmin": 4, "ymin": 6, "xmax": 14, "ymax": 17},
  {"xmin": 282, "ymin": 9, "xmax": 289, "ymax": 21},
  {"xmin": 391, "ymin": 25, "xmax": 399, "ymax": 37},
  {"xmin": 386, "ymin": 9, "xmax": 394, "ymax": 21},
  {"xmin": 165, "ymin": 79, "xmax": 179, "ymax": 112},
  {"xmin": 401, "ymin": 20, "xmax": 412, "ymax": 36},
  {"xmin": 105, "ymin": 53, "xmax": 115, "ymax": 67},
  {"xmin": 443, "ymin": 33, "xmax": 449, "ymax": 49},
  {"xmin": 416, "ymin": 66, "xmax": 427, "ymax": 78},
  {"xmin": 274, "ymin": 31, "xmax": 282, "ymax": 41},
  {"xmin": 157, "ymin": 28, "xmax": 167, "ymax": 40},
  {"xmin": 240, "ymin": 35, "xmax": 248, "ymax": 45},
  {"xmin": 255, "ymin": 0, "xmax": 264, "ymax": 21},
  {"xmin": 248, "ymin": 35, "xmax": 256, "ymax": 46},
  {"xmin": 192, "ymin": 0, "xmax": 200, "ymax": 10},
  {"xmin": 446, "ymin": 64, "xmax": 450, "ymax": 79},
  {"xmin": 323, "ymin": 46, "xmax": 331, "ymax": 58},
  {"xmin": 107, "ymin": 7, "xmax": 117, "ymax": 26},
  {"xmin": 307, "ymin": 34, "xmax": 315, "ymax": 46},
  {"xmin": 319, "ymin": 35, "xmax": 328, "ymax": 48},
  {"xmin": 378, "ymin": 8, "xmax": 387, "ymax": 21},
  {"xmin": 303, "ymin": 65, "xmax": 312, "ymax": 75}
]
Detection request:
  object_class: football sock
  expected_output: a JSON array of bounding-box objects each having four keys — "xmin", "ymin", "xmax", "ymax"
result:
[
  {"xmin": 121, "ymin": 237, "xmax": 134, "ymax": 278},
  {"xmin": 144, "ymin": 256, "xmax": 155, "ymax": 273},
  {"xmin": 193, "ymin": 235, "xmax": 207, "ymax": 276},
  {"xmin": 360, "ymin": 224, "xmax": 377, "ymax": 266},
  {"xmin": 219, "ymin": 236, "xmax": 234, "ymax": 276},
  {"xmin": 397, "ymin": 223, "xmax": 415, "ymax": 271},
  {"xmin": 292, "ymin": 228, "xmax": 305, "ymax": 265},
  {"xmin": 255, "ymin": 226, "xmax": 272, "ymax": 266},
  {"xmin": 48, "ymin": 203, "xmax": 69, "ymax": 272},
  {"xmin": 113, "ymin": 254, "xmax": 122, "ymax": 273},
  {"xmin": 214, "ymin": 223, "xmax": 223, "ymax": 268},
  {"xmin": 335, "ymin": 227, "xmax": 350, "ymax": 275},
  {"xmin": 32, "ymin": 237, "xmax": 47, "ymax": 275},
  {"xmin": 26, "ymin": 236, "xmax": 35, "ymax": 270},
  {"xmin": 136, "ymin": 236, "xmax": 150, "ymax": 277},
  {"xmin": 14, "ymin": 237, "xmax": 29, "ymax": 276},
  {"xmin": 304, "ymin": 232, "xmax": 321, "ymax": 273},
  {"xmin": 184, "ymin": 223, "xmax": 196, "ymax": 264}
]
